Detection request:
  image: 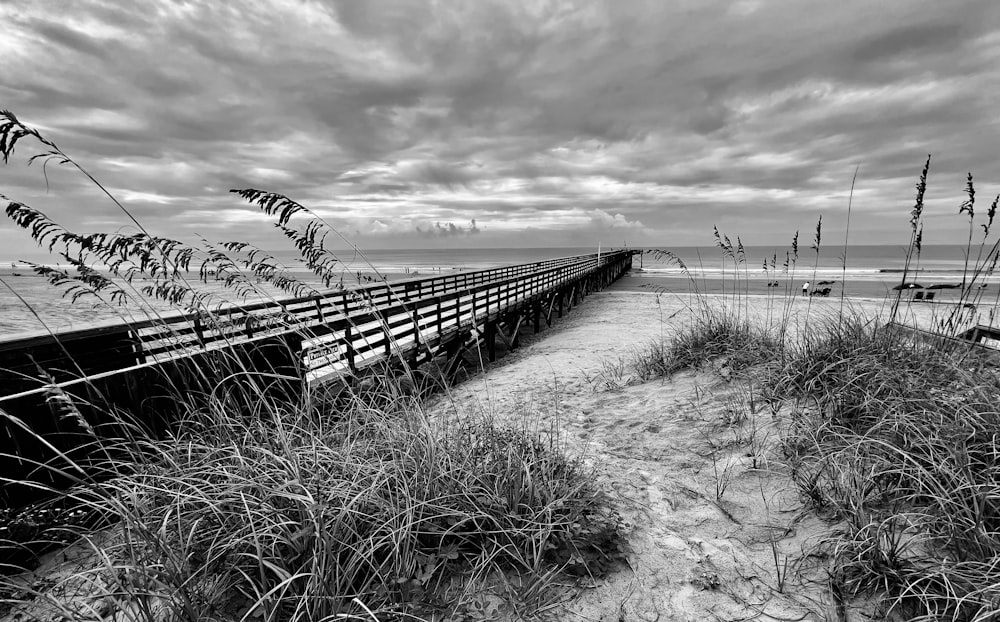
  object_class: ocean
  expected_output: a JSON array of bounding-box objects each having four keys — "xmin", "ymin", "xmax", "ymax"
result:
[{"xmin": 1, "ymin": 244, "xmax": 998, "ymax": 337}]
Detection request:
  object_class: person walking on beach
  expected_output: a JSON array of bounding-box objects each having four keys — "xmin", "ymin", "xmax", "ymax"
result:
[{"xmin": 802, "ymin": 282, "xmax": 810, "ymax": 295}]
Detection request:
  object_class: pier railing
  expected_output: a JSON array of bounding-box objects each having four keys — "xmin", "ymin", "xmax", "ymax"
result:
[
  {"xmin": 0, "ymin": 251, "xmax": 636, "ymax": 502},
  {"xmin": 0, "ymin": 251, "xmax": 633, "ymax": 505},
  {"xmin": 0, "ymin": 251, "xmax": 631, "ymax": 396},
  {"xmin": 301, "ymin": 249, "xmax": 630, "ymax": 382}
]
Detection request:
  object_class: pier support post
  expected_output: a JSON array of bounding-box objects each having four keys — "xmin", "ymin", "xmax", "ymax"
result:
[
  {"xmin": 441, "ymin": 336, "xmax": 464, "ymax": 382},
  {"xmin": 485, "ymin": 321, "xmax": 497, "ymax": 362},
  {"xmin": 412, "ymin": 309, "xmax": 420, "ymax": 350},
  {"xmin": 345, "ymin": 326, "xmax": 357, "ymax": 374},
  {"xmin": 509, "ymin": 314, "xmax": 523, "ymax": 348}
]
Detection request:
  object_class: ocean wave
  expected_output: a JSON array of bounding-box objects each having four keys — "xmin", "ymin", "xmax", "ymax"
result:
[{"xmin": 633, "ymin": 267, "xmax": 1000, "ymax": 282}]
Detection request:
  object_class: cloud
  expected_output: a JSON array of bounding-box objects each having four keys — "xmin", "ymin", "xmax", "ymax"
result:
[
  {"xmin": 416, "ymin": 219, "xmax": 481, "ymax": 238},
  {"xmin": 588, "ymin": 210, "xmax": 644, "ymax": 231},
  {"xmin": 1, "ymin": 0, "xmax": 1000, "ymax": 259}
]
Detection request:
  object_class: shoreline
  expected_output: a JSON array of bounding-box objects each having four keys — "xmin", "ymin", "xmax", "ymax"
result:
[
  {"xmin": 3, "ymin": 269, "xmax": 998, "ymax": 338},
  {"xmin": 612, "ymin": 271, "xmax": 1000, "ymax": 309}
]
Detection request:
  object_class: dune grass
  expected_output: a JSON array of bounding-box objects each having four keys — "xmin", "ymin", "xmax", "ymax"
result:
[
  {"xmin": 774, "ymin": 316, "xmax": 1000, "ymax": 620},
  {"xmin": 633, "ymin": 158, "xmax": 1000, "ymax": 620},
  {"xmin": 631, "ymin": 306, "xmax": 781, "ymax": 380},
  {"xmin": 0, "ymin": 111, "xmax": 627, "ymax": 621},
  {"xmin": 2, "ymin": 383, "xmax": 623, "ymax": 621}
]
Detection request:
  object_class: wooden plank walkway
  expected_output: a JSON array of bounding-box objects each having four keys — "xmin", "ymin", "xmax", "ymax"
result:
[
  {"xmin": 958, "ymin": 324, "xmax": 1000, "ymax": 345},
  {"xmin": 886, "ymin": 321, "xmax": 1000, "ymax": 358},
  {"xmin": 0, "ymin": 250, "xmax": 637, "ymax": 503},
  {"xmin": 0, "ymin": 252, "xmax": 623, "ymax": 393}
]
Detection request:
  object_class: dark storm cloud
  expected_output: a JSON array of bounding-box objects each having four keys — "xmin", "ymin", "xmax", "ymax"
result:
[
  {"xmin": 1, "ymin": 0, "xmax": 999, "ymax": 259},
  {"xmin": 28, "ymin": 19, "xmax": 108, "ymax": 59},
  {"xmin": 849, "ymin": 21, "xmax": 968, "ymax": 65}
]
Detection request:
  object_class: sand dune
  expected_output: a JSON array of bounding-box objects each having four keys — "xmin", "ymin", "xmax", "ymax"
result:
[
  {"xmin": 424, "ymin": 291, "xmax": 930, "ymax": 620},
  {"xmin": 2, "ymin": 289, "xmax": 984, "ymax": 620}
]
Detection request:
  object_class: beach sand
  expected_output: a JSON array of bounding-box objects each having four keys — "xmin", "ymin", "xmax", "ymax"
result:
[
  {"xmin": 422, "ymin": 289, "xmax": 959, "ymax": 621},
  {"xmin": 1, "ymin": 287, "xmax": 986, "ymax": 621}
]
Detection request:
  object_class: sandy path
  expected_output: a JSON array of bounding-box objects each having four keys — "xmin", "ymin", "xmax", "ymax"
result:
[
  {"xmin": 424, "ymin": 292, "xmax": 851, "ymax": 621},
  {"xmin": 2, "ymin": 289, "xmax": 942, "ymax": 621}
]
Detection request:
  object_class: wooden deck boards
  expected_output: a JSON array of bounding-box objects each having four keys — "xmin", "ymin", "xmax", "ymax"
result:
[{"xmin": 0, "ymin": 251, "xmax": 637, "ymax": 503}]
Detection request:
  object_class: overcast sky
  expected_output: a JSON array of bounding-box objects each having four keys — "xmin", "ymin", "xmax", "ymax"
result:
[{"xmin": 2, "ymin": 0, "xmax": 1000, "ymax": 257}]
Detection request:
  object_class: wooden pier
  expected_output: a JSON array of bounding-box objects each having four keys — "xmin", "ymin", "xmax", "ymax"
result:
[{"xmin": 0, "ymin": 250, "xmax": 636, "ymax": 502}]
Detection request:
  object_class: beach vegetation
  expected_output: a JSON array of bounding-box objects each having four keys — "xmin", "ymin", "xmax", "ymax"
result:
[
  {"xmin": 635, "ymin": 158, "xmax": 1000, "ymax": 620},
  {"xmin": 631, "ymin": 267, "xmax": 782, "ymax": 380},
  {"xmin": 775, "ymin": 312, "xmax": 1000, "ymax": 620},
  {"xmin": 0, "ymin": 110, "xmax": 627, "ymax": 620},
  {"xmin": 3, "ymin": 389, "xmax": 624, "ymax": 621}
]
